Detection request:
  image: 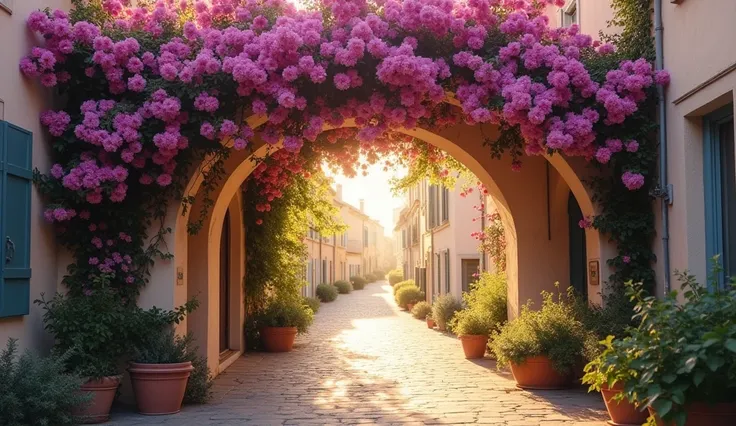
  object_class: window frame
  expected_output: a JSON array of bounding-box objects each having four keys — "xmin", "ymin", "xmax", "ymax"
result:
[{"xmin": 703, "ymin": 104, "xmax": 735, "ymax": 288}]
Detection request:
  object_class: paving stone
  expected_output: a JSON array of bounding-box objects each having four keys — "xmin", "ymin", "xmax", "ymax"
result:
[{"xmin": 110, "ymin": 281, "xmax": 607, "ymax": 425}]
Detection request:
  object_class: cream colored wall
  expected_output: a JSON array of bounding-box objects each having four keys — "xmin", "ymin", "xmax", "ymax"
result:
[
  {"xmin": 0, "ymin": 0, "xmax": 72, "ymax": 353},
  {"xmin": 546, "ymin": 1, "xmax": 616, "ymax": 41},
  {"xmin": 656, "ymin": 0, "xmax": 736, "ymax": 293}
]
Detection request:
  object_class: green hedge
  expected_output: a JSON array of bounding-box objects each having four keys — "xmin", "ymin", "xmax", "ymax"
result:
[
  {"xmin": 387, "ymin": 269, "xmax": 404, "ymax": 285},
  {"xmin": 334, "ymin": 280, "xmax": 353, "ymax": 294},
  {"xmin": 316, "ymin": 283, "xmax": 338, "ymax": 302}
]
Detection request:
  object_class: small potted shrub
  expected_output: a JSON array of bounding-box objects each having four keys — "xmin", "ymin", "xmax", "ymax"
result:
[
  {"xmin": 395, "ymin": 285, "xmax": 424, "ymax": 310},
  {"xmin": 303, "ymin": 296, "xmax": 321, "ymax": 313},
  {"xmin": 426, "ymin": 314, "xmax": 436, "ymax": 329},
  {"xmin": 411, "ymin": 301, "xmax": 432, "ymax": 320},
  {"xmin": 451, "ymin": 309, "xmax": 494, "ymax": 359},
  {"xmin": 0, "ymin": 338, "xmax": 89, "ymax": 426},
  {"xmin": 351, "ymin": 276, "xmax": 367, "ymax": 290},
  {"xmin": 316, "ymin": 283, "xmax": 338, "ymax": 302},
  {"xmin": 392, "ymin": 279, "xmax": 416, "ymax": 295},
  {"xmin": 350, "ymin": 275, "xmax": 367, "ymax": 289},
  {"xmin": 129, "ymin": 328, "xmax": 195, "ymax": 415},
  {"xmin": 619, "ymin": 268, "xmax": 736, "ymax": 425},
  {"xmin": 490, "ymin": 290, "xmax": 590, "ymax": 390},
  {"xmin": 258, "ymin": 298, "xmax": 314, "ymax": 352},
  {"xmin": 388, "ymin": 269, "xmax": 404, "ymax": 285},
  {"xmin": 431, "ymin": 294, "xmax": 462, "ymax": 332},
  {"xmin": 334, "ymin": 280, "xmax": 353, "ymax": 294},
  {"xmin": 582, "ymin": 336, "xmax": 648, "ymax": 426}
]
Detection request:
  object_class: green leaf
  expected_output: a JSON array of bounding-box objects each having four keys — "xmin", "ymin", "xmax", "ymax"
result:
[
  {"xmin": 725, "ymin": 339, "xmax": 736, "ymax": 353},
  {"xmin": 652, "ymin": 399, "xmax": 673, "ymax": 419},
  {"xmin": 693, "ymin": 370, "xmax": 706, "ymax": 386},
  {"xmin": 684, "ymin": 356, "xmax": 697, "ymax": 372}
]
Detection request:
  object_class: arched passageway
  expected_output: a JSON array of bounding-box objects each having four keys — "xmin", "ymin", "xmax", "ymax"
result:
[{"xmin": 139, "ymin": 114, "xmax": 617, "ymax": 374}]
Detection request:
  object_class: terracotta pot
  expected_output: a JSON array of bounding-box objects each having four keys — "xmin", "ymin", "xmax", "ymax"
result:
[
  {"xmin": 649, "ymin": 402, "xmax": 736, "ymax": 426},
  {"xmin": 459, "ymin": 335, "xmax": 488, "ymax": 359},
  {"xmin": 438, "ymin": 322, "xmax": 447, "ymax": 332},
  {"xmin": 129, "ymin": 362, "xmax": 193, "ymax": 415},
  {"xmin": 426, "ymin": 318, "xmax": 436, "ymax": 329},
  {"xmin": 509, "ymin": 356, "xmax": 572, "ymax": 390},
  {"xmin": 601, "ymin": 383, "xmax": 648, "ymax": 426},
  {"xmin": 261, "ymin": 326, "xmax": 298, "ymax": 352},
  {"xmin": 406, "ymin": 303, "xmax": 415, "ymax": 312},
  {"xmin": 72, "ymin": 375, "xmax": 121, "ymax": 424}
]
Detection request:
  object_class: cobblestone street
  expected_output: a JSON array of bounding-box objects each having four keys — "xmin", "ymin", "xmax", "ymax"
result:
[{"xmin": 112, "ymin": 281, "xmax": 607, "ymax": 425}]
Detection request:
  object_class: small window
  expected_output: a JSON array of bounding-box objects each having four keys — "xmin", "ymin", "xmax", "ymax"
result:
[{"xmin": 561, "ymin": 0, "xmax": 577, "ymax": 27}]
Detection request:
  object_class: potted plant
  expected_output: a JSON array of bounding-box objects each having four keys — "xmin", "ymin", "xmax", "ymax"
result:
[
  {"xmin": 582, "ymin": 336, "xmax": 648, "ymax": 426},
  {"xmin": 431, "ymin": 294, "xmax": 462, "ymax": 332},
  {"xmin": 490, "ymin": 290, "xmax": 590, "ymax": 389},
  {"xmin": 316, "ymin": 283, "xmax": 338, "ymax": 302},
  {"xmin": 451, "ymin": 309, "xmax": 493, "ymax": 359},
  {"xmin": 395, "ymin": 284, "xmax": 424, "ymax": 310},
  {"xmin": 619, "ymin": 268, "xmax": 736, "ymax": 426},
  {"xmin": 129, "ymin": 328, "xmax": 195, "ymax": 415},
  {"xmin": 426, "ymin": 314, "xmax": 436, "ymax": 329},
  {"xmin": 259, "ymin": 298, "xmax": 314, "ymax": 352},
  {"xmin": 36, "ymin": 289, "xmax": 129, "ymax": 424}
]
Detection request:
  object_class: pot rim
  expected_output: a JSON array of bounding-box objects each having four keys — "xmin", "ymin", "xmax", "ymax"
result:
[
  {"xmin": 80, "ymin": 375, "xmax": 122, "ymax": 390},
  {"xmin": 128, "ymin": 361, "xmax": 194, "ymax": 374},
  {"xmin": 459, "ymin": 334, "xmax": 489, "ymax": 341}
]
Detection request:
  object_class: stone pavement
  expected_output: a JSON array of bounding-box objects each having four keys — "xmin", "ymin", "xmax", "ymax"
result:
[{"xmin": 111, "ymin": 281, "xmax": 607, "ymax": 425}]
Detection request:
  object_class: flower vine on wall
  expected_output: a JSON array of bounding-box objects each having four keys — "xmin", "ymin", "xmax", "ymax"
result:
[{"xmin": 23, "ymin": 0, "xmax": 667, "ymax": 300}]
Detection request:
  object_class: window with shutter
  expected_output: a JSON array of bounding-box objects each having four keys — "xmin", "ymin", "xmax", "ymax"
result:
[
  {"xmin": 0, "ymin": 121, "xmax": 33, "ymax": 318},
  {"xmin": 444, "ymin": 250, "xmax": 450, "ymax": 293}
]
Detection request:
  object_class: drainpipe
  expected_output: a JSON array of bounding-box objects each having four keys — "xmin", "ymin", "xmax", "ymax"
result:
[
  {"xmin": 654, "ymin": 0, "xmax": 672, "ymax": 295},
  {"xmin": 480, "ymin": 191, "xmax": 486, "ymax": 272}
]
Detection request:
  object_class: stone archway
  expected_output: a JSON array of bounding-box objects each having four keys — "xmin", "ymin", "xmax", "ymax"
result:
[{"xmin": 140, "ymin": 113, "xmax": 615, "ymax": 375}]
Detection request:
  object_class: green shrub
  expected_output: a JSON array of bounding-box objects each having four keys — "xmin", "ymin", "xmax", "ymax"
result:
[
  {"xmin": 388, "ymin": 269, "xmax": 404, "ymax": 285},
  {"xmin": 364, "ymin": 273, "xmax": 376, "ymax": 283},
  {"xmin": 133, "ymin": 327, "xmax": 192, "ymax": 364},
  {"xmin": 334, "ymin": 280, "xmax": 353, "ymax": 294},
  {"xmin": 350, "ymin": 276, "xmax": 367, "ymax": 290},
  {"xmin": 463, "ymin": 272, "xmax": 507, "ymax": 332},
  {"xmin": 183, "ymin": 343, "xmax": 213, "ymax": 404},
  {"xmin": 392, "ymin": 279, "xmax": 416, "ymax": 295},
  {"xmin": 395, "ymin": 285, "xmax": 425, "ymax": 308},
  {"xmin": 302, "ymin": 296, "xmax": 321, "ymax": 314},
  {"xmin": 432, "ymin": 294, "xmax": 462, "ymax": 331},
  {"xmin": 258, "ymin": 298, "xmax": 314, "ymax": 334},
  {"xmin": 490, "ymin": 290, "xmax": 591, "ymax": 374},
  {"xmin": 0, "ymin": 338, "xmax": 89, "ymax": 426},
  {"xmin": 316, "ymin": 283, "xmax": 338, "ymax": 302},
  {"xmin": 451, "ymin": 308, "xmax": 495, "ymax": 336},
  {"xmin": 411, "ymin": 301, "xmax": 432, "ymax": 319}
]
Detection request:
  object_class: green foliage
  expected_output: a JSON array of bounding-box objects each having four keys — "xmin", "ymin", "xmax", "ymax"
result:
[
  {"xmin": 316, "ymin": 283, "xmax": 338, "ymax": 302},
  {"xmin": 363, "ymin": 273, "xmax": 377, "ymax": 283},
  {"xmin": 572, "ymin": 290, "xmax": 637, "ymax": 360},
  {"xmin": 617, "ymin": 264, "xmax": 736, "ymax": 424},
  {"xmin": 491, "ymin": 289, "xmax": 593, "ymax": 374},
  {"xmin": 334, "ymin": 280, "xmax": 353, "ymax": 294},
  {"xmin": 392, "ymin": 279, "xmax": 416, "ymax": 295},
  {"xmin": 478, "ymin": 213, "xmax": 506, "ymax": 272},
  {"xmin": 183, "ymin": 343, "xmax": 213, "ymax": 405},
  {"xmin": 411, "ymin": 301, "xmax": 433, "ymax": 319},
  {"xmin": 390, "ymin": 141, "xmax": 475, "ymax": 194},
  {"xmin": 244, "ymin": 164, "xmax": 346, "ymax": 319},
  {"xmin": 258, "ymin": 298, "xmax": 314, "ymax": 334},
  {"xmin": 395, "ymin": 286, "xmax": 425, "ymax": 308},
  {"xmin": 350, "ymin": 276, "xmax": 367, "ymax": 289},
  {"xmin": 388, "ymin": 269, "xmax": 404, "ymax": 285},
  {"xmin": 35, "ymin": 283, "xmax": 197, "ymax": 378},
  {"xmin": 302, "ymin": 296, "xmax": 321, "ymax": 314},
  {"xmin": 133, "ymin": 328, "xmax": 192, "ymax": 364},
  {"xmin": 462, "ymin": 272, "xmax": 508, "ymax": 332},
  {"xmin": 582, "ymin": 335, "xmax": 639, "ymax": 395},
  {"xmin": 431, "ymin": 294, "xmax": 463, "ymax": 331},
  {"xmin": 451, "ymin": 309, "xmax": 495, "ymax": 336},
  {"xmin": 350, "ymin": 275, "xmax": 368, "ymax": 288},
  {"xmin": 0, "ymin": 338, "xmax": 89, "ymax": 426}
]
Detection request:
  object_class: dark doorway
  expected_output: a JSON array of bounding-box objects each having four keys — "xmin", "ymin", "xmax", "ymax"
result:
[
  {"xmin": 461, "ymin": 259, "xmax": 480, "ymax": 293},
  {"xmin": 219, "ymin": 211, "xmax": 231, "ymax": 354},
  {"xmin": 567, "ymin": 192, "xmax": 588, "ymax": 299}
]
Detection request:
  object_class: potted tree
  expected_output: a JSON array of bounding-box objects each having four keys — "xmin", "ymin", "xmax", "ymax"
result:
[
  {"xmin": 582, "ymin": 336, "xmax": 648, "ymax": 426},
  {"xmin": 129, "ymin": 328, "xmax": 195, "ymax": 415},
  {"xmin": 451, "ymin": 309, "xmax": 493, "ymax": 359},
  {"xmin": 259, "ymin": 298, "xmax": 314, "ymax": 352},
  {"xmin": 491, "ymin": 290, "xmax": 591, "ymax": 389},
  {"xmin": 620, "ymin": 270, "xmax": 736, "ymax": 426},
  {"xmin": 426, "ymin": 314, "xmax": 436, "ymax": 329}
]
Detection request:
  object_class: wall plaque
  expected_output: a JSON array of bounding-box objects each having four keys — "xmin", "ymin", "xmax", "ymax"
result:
[{"xmin": 588, "ymin": 260, "xmax": 600, "ymax": 286}]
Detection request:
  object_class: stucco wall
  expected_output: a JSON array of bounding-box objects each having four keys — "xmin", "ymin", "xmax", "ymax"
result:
[{"xmin": 0, "ymin": 0, "xmax": 71, "ymax": 353}]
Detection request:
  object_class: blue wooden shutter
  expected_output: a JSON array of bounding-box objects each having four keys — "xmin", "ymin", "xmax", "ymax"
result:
[{"xmin": 0, "ymin": 121, "xmax": 33, "ymax": 317}]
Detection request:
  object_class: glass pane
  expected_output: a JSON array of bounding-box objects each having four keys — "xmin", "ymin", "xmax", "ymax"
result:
[{"xmin": 720, "ymin": 119, "xmax": 736, "ymax": 278}]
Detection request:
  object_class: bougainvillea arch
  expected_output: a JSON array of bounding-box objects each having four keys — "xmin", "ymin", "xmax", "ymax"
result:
[{"xmin": 23, "ymin": 0, "xmax": 667, "ymax": 307}]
